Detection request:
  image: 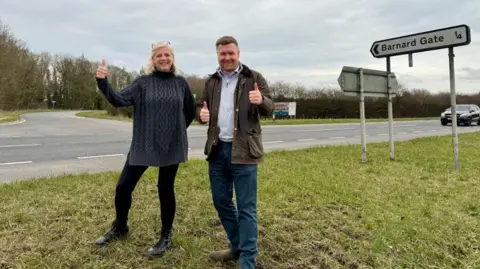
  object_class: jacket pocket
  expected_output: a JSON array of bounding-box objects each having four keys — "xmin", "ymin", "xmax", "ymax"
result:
[
  {"xmin": 247, "ymin": 129, "xmax": 263, "ymax": 159},
  {"xmin": 204, "ymin": 127, "xmax": 213, "ymax": 156},
  {"xmin": 204, "ymin": 140, "xmax": 209, "ymax": 155}
]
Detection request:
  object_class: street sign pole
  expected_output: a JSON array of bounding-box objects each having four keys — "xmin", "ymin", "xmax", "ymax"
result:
[
  {"xmin": 448, "ymin": 47, "xmax": 459, "ymax": 171},
  {"xmin": 359, "ymin": 68, "xmax": 367, "ymax": 163},
  {"xmin": 386, "ymin": 57, "xmax": 394, "ymax": 160}
]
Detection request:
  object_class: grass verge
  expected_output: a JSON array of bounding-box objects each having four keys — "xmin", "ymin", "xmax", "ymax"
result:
[
  {"xmin": 76, "ymin": 110, "xmax": 132, "ymax": 122},
  {"xmin": 0, "ymin": 109, "xmax": 61, "ymax": 123},
  {"xmin": 1, "ymin": 133, "xmax": 480, "ymax": 268},
  {"xmin": 76, "ymin": 110, "xmax": 437, "ymax": 125}
]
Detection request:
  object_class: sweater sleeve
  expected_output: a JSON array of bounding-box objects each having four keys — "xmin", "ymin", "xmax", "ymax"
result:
[
  {"xmin": 96, "ymin": 77, "xmax": 141, "ymax": 107},
  {"xmin": 182, "ymin": 78, "xmax": 195, "ymax": 128}
]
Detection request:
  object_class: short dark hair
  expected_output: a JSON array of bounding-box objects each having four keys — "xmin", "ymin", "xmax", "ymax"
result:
[{"xmin": 215, "ymin": 36, "xmax": 238, "ymax": 48}]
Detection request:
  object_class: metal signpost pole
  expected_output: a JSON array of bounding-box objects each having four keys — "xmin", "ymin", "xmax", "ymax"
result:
[
  {"xmin": 448, "ymin": 47, "xmax": 459, "ymax": 171},
  {"xmin": 359, "ymin": 68, "xmax": 367, "ymax": 163},
  {"xmin": 386, "ymin": 56, "xmax": 394, "ymax": 160}
]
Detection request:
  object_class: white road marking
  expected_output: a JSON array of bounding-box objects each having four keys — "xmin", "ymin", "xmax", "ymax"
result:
[
  {"xmin": 428, "ymin": 130, "xmax": 437, "ymax": 132},
  {"xmin": 298, "ymin": 138, "xmax": 315, "ymax": 141},
  {"xmin": 378, "ymin": 134, "xmax": 388, "ymax": 136},
  {"xmin": 298, "ymin": 128, "xmax": 355, "ymax": 132},
  {"xmin": 329, "ymin": 136, "xmax": 346, "ymax": 139},
  {"xmin": 398, "ymin": 132, "xmax": 408, "ymax": 134},
  {"xmin": 77, "ymin": 154, "xmax": 125, "ymax": 159},
  {"xmin": 0, "ymin": 161, "xmax": 33, "ymax": 166},
  {"xmin": 414, "ymin": 131, "xmax": 423, "ymax": 133},
  {"xmin": 0, "ymin": 144, "xmax": 40, "ymax": 148},
  {"xmin": 263, "ymin": 141, "xmax": 282, "ymax": 144},
  {"xmin": 395, "ymin": 124, "xmax": 416, "ymax": 127}
]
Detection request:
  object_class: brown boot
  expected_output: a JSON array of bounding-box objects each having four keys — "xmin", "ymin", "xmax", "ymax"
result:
[{"xmin": 208, "ymin": 249, "xmax": 240, "ymax": 262}]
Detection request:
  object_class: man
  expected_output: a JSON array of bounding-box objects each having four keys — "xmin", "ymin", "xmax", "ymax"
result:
[{"xmin": 196, "ymin": 36, "xmax": 274, "ymax": 268}]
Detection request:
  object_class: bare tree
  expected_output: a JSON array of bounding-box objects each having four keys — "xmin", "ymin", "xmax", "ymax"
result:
[{"xmin": 1, "ymin": 17, "xmax": 479, "ymax": 119}]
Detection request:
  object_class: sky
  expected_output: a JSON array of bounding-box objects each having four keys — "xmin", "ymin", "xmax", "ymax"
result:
[{"xmin": 0, "ymin": 0, "xmax": 479, "ymax": 94}]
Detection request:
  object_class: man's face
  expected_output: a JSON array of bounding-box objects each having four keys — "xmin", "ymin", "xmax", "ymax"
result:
[
  {"xmin": 153, "ymin": 47, "xmax": 173, "ymax": 71},
  {"xmin": 217, "ymin": 43, "xmax": 239, "ymax": 73}
]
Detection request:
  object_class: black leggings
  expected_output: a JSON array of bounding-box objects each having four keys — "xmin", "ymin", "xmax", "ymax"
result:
[{"xmin": 114, "ymin": 157, "xmax": 179, "ymax": 230}]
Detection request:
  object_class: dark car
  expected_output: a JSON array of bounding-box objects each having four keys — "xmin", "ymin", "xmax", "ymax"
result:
[{"xmin": 440, "ymin": 104, "xmax": 480, "ymax": 126}]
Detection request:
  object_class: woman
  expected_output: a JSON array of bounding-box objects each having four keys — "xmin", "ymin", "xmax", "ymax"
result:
[{"xmin": 93, "ymin": 41, "xmax": 195, "ymax": 258}]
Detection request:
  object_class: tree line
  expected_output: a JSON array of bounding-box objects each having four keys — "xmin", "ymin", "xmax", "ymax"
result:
[{"xmin": 1, "ymin": 19, "xmax": 479, "ymax": 119}]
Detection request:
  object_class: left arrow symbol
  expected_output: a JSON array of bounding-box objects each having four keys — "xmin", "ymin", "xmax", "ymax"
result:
[{"xmin": 373, "ymin": 44, "xmax": 379, "ymax": 55}]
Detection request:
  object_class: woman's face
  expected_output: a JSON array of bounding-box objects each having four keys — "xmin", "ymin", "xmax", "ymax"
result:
[{"xmin": 153, "ymin": 47, "xmax": 173, "ymax": 71}]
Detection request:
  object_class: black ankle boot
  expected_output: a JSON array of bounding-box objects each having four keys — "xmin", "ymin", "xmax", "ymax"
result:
[
  {"xmin": 148, "ymin": 227, "xmax": 173, "ymax": 257},
  {"xmin": 95, "ymin": 220, "xmax": 129, "ymax": 246}
]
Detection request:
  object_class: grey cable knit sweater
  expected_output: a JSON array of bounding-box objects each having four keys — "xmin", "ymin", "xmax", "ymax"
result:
[{"xmin": 95, "ymin": 69, "xmax": 195, "ymax": 167}]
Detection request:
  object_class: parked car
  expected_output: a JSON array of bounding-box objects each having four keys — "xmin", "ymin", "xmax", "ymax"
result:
[{"xmin": 440, "ymin": 104, "xmax": 480, "ymax": 126}]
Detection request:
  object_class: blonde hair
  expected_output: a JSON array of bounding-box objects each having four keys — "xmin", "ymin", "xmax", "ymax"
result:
[{"xmin": 144, "ymin": 41, "xmax": 178, "ymax": 75}]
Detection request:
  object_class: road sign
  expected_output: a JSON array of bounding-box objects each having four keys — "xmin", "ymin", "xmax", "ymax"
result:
[
  {"xmin": 337, "ymin": 66, "xmax": 398, "ymax": 97},
  {"xmin": 337, "ymin": 66, "xmax": 400, "ymax": 163},
  {"xmin": 370, "ymin": 24, "xmax": 471, "ymax": 58},
  {"xmin": 336, "ymin": 67, "xmax": 370, "ymax": 163},
  {"xmin": 273, "ymin": 102, "xmax": 296, "ymax": 116},
  {"xmin": 368, "ymin": 24, "xmax": 471, "ymax": 168}
]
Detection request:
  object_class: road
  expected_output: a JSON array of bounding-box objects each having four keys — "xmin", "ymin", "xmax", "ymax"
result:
[{"xmin": 1, "ymin": 111, "xmax": 479, "ymax": 183}]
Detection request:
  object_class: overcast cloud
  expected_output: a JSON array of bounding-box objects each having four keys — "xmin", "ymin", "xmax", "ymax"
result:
[{"xmin": 1, "ymin": 0, "xmax": 479, "ymax": 93}]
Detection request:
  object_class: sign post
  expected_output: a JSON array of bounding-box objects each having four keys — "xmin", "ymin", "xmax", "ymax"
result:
[
  {"xmin": 370, "ymin": 24, "xmax": 471, "ymax": 170},
  {"xmin": 359, "ymin": 69, "xmax": 367, "ymax": 163},
  {"xmin": 386, "ymin": 57, "xmax": 394, "ymax": 160},
  {"xmin": 448, "ymin": 47, "xmax": 459, "ymax": 170},
  {"xmin": 337, "ymin": 66, "xmax": 398, "ymax": 163}
]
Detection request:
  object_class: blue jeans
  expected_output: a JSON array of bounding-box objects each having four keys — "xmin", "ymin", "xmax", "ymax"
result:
[{"xmin": 208, "ymin": 141, "xmax": 258, "ymax": 269}]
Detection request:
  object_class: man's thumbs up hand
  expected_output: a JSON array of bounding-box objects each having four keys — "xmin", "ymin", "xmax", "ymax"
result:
[
  {"xmin": 200, "ymin": 101, "xmax": 210, "ymax": 123},
  {"xmin": 249, "ymin": 82, "xmax": 263, "ymax": 104},
  {"xmin": 96, "ymin": 58, "xmax": 108, "ymax": 79}
]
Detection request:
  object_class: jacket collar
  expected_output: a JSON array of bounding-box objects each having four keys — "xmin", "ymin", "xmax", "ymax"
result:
[{"xmin": 210, "ymin": 62, "xmax": 252, "ymax": 79}]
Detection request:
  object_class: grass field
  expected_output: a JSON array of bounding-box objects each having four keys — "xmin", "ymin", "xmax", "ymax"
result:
[
  {"xmin": 76, "ymin": 110, "xmax": 437, "ymax": 125},
  {"xmin": 0, "ymin": 109, "xmax": 56, "ymax": 123},
  {"xmin": 76, "ymin": 110, "xmax": 133, "ymax": 122},
  {"xmin": 1, "ymin": 133, "xmax": 479, "ymax": 268}
]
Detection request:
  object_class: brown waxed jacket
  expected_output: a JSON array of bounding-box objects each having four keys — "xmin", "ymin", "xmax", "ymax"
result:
[{"xmin": 196, "ymin": 64, "xmax": 274, "ymax": 164}]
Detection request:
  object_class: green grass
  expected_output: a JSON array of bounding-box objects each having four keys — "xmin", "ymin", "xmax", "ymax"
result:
[
  {"xmin": 76, "ymin": 110, "xmax": 133, "ymax": 122},
  {"xmin": 0, "ymin": 109, "xmax": 59, "ymax": 123},
  {"xmin": 76, "ymin": 110, "xmax": 437, "ymax": 125},
  {"xmin": 1, "ymin": 133, "xmax": 480, "ymax": 268}
]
